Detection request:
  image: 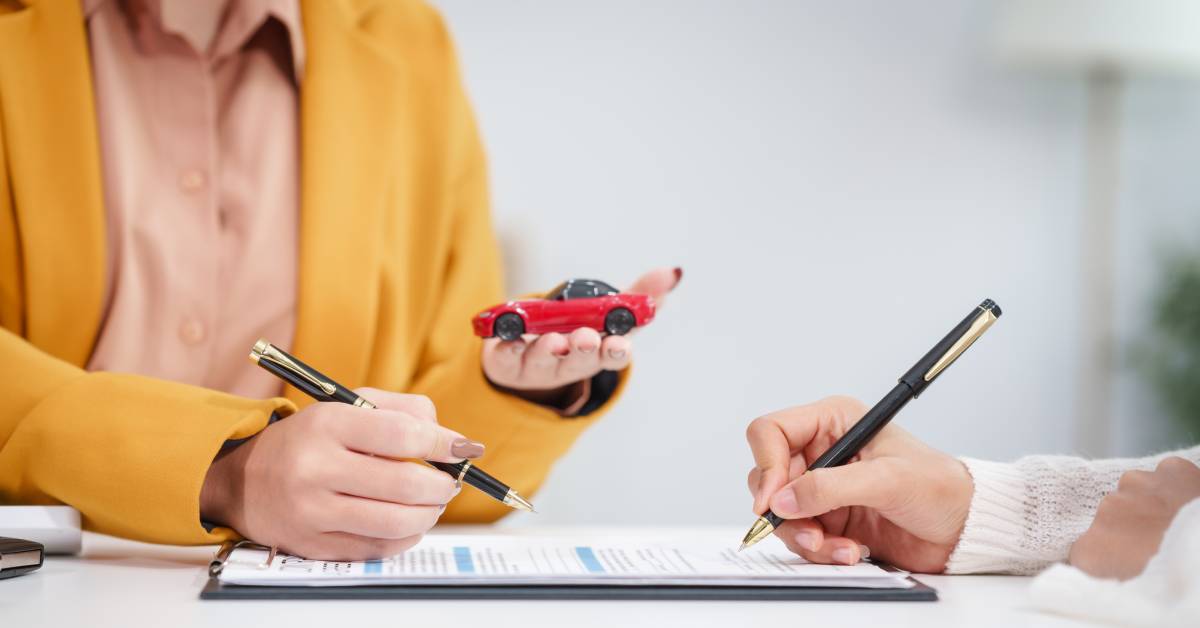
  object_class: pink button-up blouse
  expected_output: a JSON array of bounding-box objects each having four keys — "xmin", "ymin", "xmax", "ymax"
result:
[{"xmin": 83, "ymin": 0, "xmax": 302, "ymax": 398}]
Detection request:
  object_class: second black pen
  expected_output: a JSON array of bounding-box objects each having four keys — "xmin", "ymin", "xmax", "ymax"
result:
[{"xmin": 740, "ymin": 299, "xmax": 1002, "ymax": 550}]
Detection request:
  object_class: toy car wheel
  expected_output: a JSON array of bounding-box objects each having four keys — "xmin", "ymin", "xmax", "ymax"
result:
[
  {"xmin": 604, "ymin": 307, "xmax": 636, "ymax": 335},
  {"xmin": 494, "ymin": 313, "xmax": 525, "ymax": 341}
]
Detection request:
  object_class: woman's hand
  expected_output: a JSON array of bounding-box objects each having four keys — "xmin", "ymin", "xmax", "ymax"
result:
[
  {"xmin": 200, "ymin": 389, "xmax": 484, "ymax": 561},
  {"xmin": 1069, "ymin": 456, "xmax": 1200, "ymax": 580},
  {"xmin": 480, "ymin": 267, "xmax": 681, "ymax": 406},
  {"xmin": 746, "ymin": 396, "xmax": 974, "ymax": 573}
]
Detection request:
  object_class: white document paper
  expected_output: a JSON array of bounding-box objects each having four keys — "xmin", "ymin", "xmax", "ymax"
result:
[{"xmin": 217, "ymin": 533, "xmax": 912, "ymax": 589}]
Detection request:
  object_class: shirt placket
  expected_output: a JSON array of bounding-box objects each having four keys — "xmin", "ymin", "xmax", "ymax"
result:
[{"xmin": 163, "ymin": 35, "xmax": 220, "ymax": 382}]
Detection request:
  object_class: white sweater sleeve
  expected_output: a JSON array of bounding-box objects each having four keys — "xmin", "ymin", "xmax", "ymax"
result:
[{"xmin": 944, "ymin": 445, "xmax": 1200, "ymax": 575}]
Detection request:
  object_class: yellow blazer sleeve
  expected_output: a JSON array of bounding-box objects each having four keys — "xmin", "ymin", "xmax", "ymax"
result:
[
  {"xmin": 0, "ymin": 329, "xmax": 295, "ymax": 544},
  {"xmin": 409, "ymin": 14, "xmax": 627, "ymax": 523}
]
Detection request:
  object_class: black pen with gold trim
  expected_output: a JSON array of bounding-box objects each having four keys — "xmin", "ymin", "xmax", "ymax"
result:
[
  {"xmin": 740, "ymin": 299, "xmax": 1002, "ymax": 550},
  {"xmin": 249, "ymin": 339, "xmax": 534, "ymax": 512}
]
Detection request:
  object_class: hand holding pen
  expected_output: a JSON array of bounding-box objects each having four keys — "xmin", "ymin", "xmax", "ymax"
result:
[
  {"xmin": 250, "ymin": 341, "xmax": 534, "ymax": 512},
  {"xmin": 200, "ymin": 386, "xmax": 484, "ymax": 562},
  {"xmin": 745, "ymin": 396, "xmax": 976, "ymax": 570},
  {"xmin": 200, "ymin": 340, "xmax": 535, "ymax": 563},
  {"xmin": 741, "ymin": 300, "xmax": 1001, "ymax": 571}
]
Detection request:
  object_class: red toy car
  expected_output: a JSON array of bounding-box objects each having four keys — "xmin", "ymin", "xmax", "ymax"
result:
[{"xmin": 473, "ymin": 279, "xmax": 656, "ymax": 341}]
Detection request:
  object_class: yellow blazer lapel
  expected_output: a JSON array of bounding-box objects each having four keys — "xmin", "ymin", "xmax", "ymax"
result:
[
  {"xmin": 291, "ymin": 0, "xmax": 401, "ymax": 404},
  {"xmin": 0, "ymin": 0, "xmax": 106, "ymax": 366}
]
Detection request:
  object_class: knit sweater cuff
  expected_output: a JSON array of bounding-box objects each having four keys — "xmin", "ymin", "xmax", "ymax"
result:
[{"xmin": 945, "ymin": 457, "xmax": 1042, "ymax": 574}]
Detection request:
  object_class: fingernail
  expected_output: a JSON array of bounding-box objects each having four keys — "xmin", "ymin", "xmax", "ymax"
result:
[
  {"xmin": 858, "ymin": 544, "xmax": 871, "ymax": 560},
  {"xmin": 451, "ymin": 439, "xmax": 486, "ymax": 459},
  {"xmin": 771, "ymin": 489, "xmax": 798, "ymax": 517},
  {"xmin": 795, "ymin": 530, "xmax": 820, "ymax": 552},
  {"xmin": 578, "ymin": 344, "xmax": 596, "ymax": 354},
  {"xmin": 608, "ymin": 349, "xmax": 626, "ymax": 359},
  {"xmin": 554, "ymin": 347, "xmax": 570, "ymax": 358},
  {"xmin": 832, "ymin": 546, "xmax": 856, "ymax": 565},
  {"xmin": 673, "ymin": 267, "xmax": 683, "ymax": 287}
]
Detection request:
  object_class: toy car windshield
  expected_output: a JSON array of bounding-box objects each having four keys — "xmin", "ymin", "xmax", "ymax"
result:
[{"xmin": 545, "ymin": 279, "xmax": 620, "ymax": 301}]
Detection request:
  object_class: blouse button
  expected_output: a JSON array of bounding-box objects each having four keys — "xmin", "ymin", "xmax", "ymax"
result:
[
  {"xmin": 179, "ymin": 318, "xmax": 207, "ymax": 345},
  {"xmin": 179, "ymin": 169, "xmax": 207, "ymax": 194}
]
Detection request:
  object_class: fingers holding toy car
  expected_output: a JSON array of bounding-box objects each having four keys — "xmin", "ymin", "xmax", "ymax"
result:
[{"xmin": 478, "ymin": 267, "xmax": 681, "ymax": 397}]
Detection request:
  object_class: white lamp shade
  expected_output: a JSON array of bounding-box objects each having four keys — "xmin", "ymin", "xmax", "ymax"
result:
[{"xmin": 995, "ymin": 0, "xmax": 1200, "ymax": 75}]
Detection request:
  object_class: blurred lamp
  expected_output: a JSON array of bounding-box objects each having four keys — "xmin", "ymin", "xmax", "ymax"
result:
[{"xmin": 994, "ymin": 0, "xmax": 1200, "ymax": 455}]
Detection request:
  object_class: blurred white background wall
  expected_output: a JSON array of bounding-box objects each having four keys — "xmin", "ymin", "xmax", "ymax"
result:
[{"xmin": 429, "ymin": 0, "xmax": 1200, "ymax": 525}]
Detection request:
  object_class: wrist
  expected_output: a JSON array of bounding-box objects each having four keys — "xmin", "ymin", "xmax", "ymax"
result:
[
  {"xmin": 948, "ymin": 457, "xmax": 975, "ymax": 546},
  {"xmin": 504, "ymin": 384, "xmax": 573, "ymax": 405},
  {"xmin": 495, "ymin": 379, "xmax": 590, "ymax": 415},
  {"xmin": 200, "ymin": 438, "xmax": 252, "ymax": 532}
]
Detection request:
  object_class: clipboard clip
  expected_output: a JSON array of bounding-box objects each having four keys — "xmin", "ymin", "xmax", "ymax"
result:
[{"xmin": 208, "ymin": 541, "xmax": 279, "ymax": 577}]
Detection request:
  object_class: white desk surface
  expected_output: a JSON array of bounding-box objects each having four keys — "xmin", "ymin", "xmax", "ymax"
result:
[{"xmin": 1, "ymin": 527, "xmax": 1097, "ymax": 628}]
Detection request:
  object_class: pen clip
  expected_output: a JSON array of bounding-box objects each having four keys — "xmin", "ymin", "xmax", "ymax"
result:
[
  {"xmin": 250, "ymin": 339, "xmax": 337, "ymax": 396},
  {"xmin": 923, "ymin": 306, "xmax": 998, "ymax": 382}
]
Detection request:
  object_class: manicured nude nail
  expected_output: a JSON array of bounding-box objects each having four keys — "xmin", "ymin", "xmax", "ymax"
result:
[
  {"xmin": 451, "ymin": 439, "xmax": 485, "ymax": 459},
  {"xmin": 608, "ymin": 349, "xmax": 626, "ymax": 359},
  {"xmin": 673, "ymin": 266, "xmax": 683, "ymax": 286},
  {"xmin": 858, "ymin": 545, "xmax": 871, "ymax": 560},
  {"xmin": 795, "ymin": 530, "xmax": 820, "ymax": 552},
  {"xmin": 832, "ymin": 546, "xmax": 856, "ymax": 565},
  {"xmin": 578, "ymin": 344, "xmax": 596, "ymax": 354}
]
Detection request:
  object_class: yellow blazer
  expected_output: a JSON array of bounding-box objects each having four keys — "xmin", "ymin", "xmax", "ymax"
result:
[{"xmin": 0, "ymin": 0, "xmax": 621, "ymax": 545}]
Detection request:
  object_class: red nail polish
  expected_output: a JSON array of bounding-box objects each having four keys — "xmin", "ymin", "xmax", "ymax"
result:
[{"xmin": 673, "ymin": 267, "xmax": 683, "ymax": 285}]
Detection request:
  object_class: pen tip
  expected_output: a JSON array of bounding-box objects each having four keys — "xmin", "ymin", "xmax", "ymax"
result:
[
  {"xmin": 503, "ymin": 491, "xmax": 535, "ymax": 513},
  {"xmin": 737, "ymin": 544, "xmax": 746, "ymax": 552},
  {"xmin": 739, "ymin": 516, "xmax": 776, "ymax": 550}
]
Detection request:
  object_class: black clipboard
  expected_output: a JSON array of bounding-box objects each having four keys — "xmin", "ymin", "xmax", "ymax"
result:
[
  {"xmin": 200, "ymin": 576, "xmax": 936, "ymax": 601},
  {"xmin": 199, "ymin": 540, "xmax": 936, "ymax": 601}
]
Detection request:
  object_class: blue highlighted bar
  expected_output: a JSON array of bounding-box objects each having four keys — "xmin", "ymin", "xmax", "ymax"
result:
[
  {"xmin": 364, "ymin": 560, "xmax": 382, "ymax": 574},
  {"xmin": 575, "ymin": 547, "xmax": 605, "ymax": 573},
  {"xmin": 453, "ymin": 547, "xmax": 475, "ymax": 573}
]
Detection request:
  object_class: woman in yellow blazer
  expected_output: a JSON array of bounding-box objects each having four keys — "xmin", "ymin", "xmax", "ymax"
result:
[{"xmin": 0, "ymin": 0, "xmax": 675, "ymax": 559}]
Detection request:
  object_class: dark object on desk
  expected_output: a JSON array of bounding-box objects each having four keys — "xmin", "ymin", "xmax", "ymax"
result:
[
  {"xmin": 201, "ymin": 576, "xmax": 937, "ymax": 602},
  {"xmin": 249, "ymin": 340, "xmax": 534, "ymax": 512},
  {"xmin": 0, "ymin": 537, "xmax": 44, "ymax": 580},
  {"xmin": 473, "ymin": 279, "xmax": 657, "ymax": 341},
  {"xmin": 741, "ymin": 299, "xmax": 1003, "ymax": 549}
]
